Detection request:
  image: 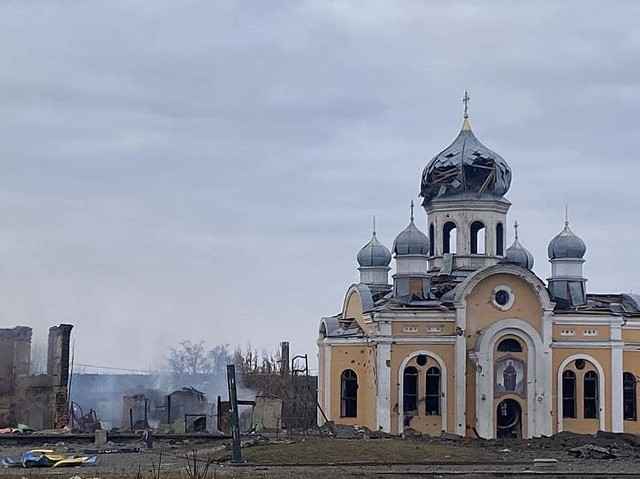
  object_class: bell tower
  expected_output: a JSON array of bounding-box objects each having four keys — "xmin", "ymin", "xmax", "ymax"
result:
[{"xmin": 420, "ymin": 92, "xmax": 512, "ymax": 280}]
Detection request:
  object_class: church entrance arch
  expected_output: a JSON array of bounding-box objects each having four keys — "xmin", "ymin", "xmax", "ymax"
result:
[
  {"xmin": 496, "ymin": 399, "xmax": 522, "ymax": 438},
  {"xmin": 473, "ymin": 319, "xmax": 552, "ymax": 438}
]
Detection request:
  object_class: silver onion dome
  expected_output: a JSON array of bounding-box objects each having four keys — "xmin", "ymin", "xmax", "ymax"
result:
[
  {"xmin": 504, "ymin": 222, "xmax": 534, "ymax": 270},
  {"xmin": 357, "ymin": 232, "xmax": 392, "ymax": 267},
  {"xmin": 548, "ymin": 221, "xmax": 587, "ymax": 260},
  {"xmin": 392, "ymin": 203, "xmax": 430, "ymax": 256}
]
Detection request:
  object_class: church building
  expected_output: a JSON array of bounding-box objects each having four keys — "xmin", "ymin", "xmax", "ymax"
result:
[{"xmin": 317, "ymin": 95, "xmax": 640, "ymax": 438}]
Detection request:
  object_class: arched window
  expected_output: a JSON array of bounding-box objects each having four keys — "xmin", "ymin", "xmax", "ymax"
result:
[
  {"xmin": 496, "ymin": 223, "xmax": 504, "ymax": 256},
  {"xmin": 403, "ymin": 366, "xmax": 418, "ymax": 413},
  {"xmin": 624, "ymin": 372, "xmax": 637, "ymax": 421},
  {"xmin": 584, "ymin": 371, "xmax": 599, "ymax": 419},
  {"xmin": 425, "ymin": 366, "xmax": 441, "ymax": 416},
  {"xmin": 443, "ymin": 222, "xmax": 457, "ymax": 254},
  {"xmin": 497, "ymin": 338, "xmax": 522, "ymax": 353},
  {"xmin": 340, "ymin": 369, "xmax": 358, "ymax": 417},
  {"xmin": 470, "ymin": 221, "xmax": 486, "ymax": 254},
  {"xmin": 562, "ymin": 370, "xmax": 576, "ymax": 418},
  {"xmin": 429, "ymin": 224, "xmax": 435, "ymax": 256}
]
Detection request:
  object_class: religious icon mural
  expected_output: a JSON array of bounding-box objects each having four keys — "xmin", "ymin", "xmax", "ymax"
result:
[{"xmin": 495, "ymin": 357, "xmax": 525, "ymax": 396}]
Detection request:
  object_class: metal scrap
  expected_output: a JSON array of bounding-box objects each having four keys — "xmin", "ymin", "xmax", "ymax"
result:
[{"xmin": 568, "ymin": 444, "xmax": 617, "ymax": 459}]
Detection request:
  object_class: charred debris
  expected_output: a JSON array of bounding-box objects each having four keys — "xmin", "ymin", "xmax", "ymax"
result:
[{"xmin": 0, "ymin": 334, "xmax": 317, "ymax": 438}]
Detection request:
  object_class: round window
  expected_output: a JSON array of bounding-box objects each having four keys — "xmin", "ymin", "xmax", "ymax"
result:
[
  {"xmin": 575, "ymin": 359, "xmax": 585, "ymax": 370},
  {"xmin": 495, "ymin": 289, "xmax": 510, "ymax": 306},
  {"xmin": 416, "ymin": 354, "xmax": 428, "ymax": 366},
  {"xmin": 491, "ymin": 285, "xmax": 515, "ymax": 311}
]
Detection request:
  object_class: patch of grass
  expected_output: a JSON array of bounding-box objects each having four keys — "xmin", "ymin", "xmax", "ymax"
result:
[{"xmin": 204, "ymin": 437, "xmax": 506, "ymax": 464}]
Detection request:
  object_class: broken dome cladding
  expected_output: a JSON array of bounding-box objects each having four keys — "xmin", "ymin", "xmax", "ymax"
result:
[{"xmin": 420, "ymin": 122, "xmax": 512, "ymax": 204}]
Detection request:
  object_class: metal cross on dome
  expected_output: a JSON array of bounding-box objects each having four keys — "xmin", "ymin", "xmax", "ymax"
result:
[{"xmin": 463, "ymin": 90, "xmax": 470, "ymax": 119}]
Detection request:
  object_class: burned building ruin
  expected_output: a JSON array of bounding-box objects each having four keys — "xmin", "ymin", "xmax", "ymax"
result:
[{"xmin": 0, "ymin": 324, "xmax": 73, "ymax": 430}]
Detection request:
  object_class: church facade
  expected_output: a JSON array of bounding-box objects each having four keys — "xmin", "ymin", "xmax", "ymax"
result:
[{"xmin": 317, "ymin": 100, "xmax": 640, "ymax": 438}]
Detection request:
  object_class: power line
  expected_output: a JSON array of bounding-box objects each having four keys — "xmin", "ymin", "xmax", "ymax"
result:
[{"xmin": 73, "ymin": 363, "xmax": 167, "ymax": 374}]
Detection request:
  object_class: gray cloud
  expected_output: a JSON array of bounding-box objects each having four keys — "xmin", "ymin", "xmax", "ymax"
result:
[{"xmin": 0, "ymin": 0, "xmax": 638, "ymax": 370}]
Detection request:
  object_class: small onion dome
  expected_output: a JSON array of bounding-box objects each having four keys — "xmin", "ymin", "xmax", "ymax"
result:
[
  {"xmin": 504, "ymin": 222, "xmax": 534, "ymax": 269},
  {"xmin": 392, "ymin": 219, "xmax": 430, "ymax": 256},
  {"xmin": 548, "ymin": 221, "xmax": 586, "ymax": 260},
  {"xmin": 357, "ymin": 233, "xmax": 392, "ymax": 267}
]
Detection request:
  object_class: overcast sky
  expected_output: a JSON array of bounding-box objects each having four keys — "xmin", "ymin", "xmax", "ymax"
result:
[{"xmin": 0, "ymin": 1, "xmax": 638, "ymax": 372}]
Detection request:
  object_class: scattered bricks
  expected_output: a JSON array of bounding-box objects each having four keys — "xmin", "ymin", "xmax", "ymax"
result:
[
  {"xmin": 318, "ymin": 420, "xmax": 335, "ymax": 437},
  {"xmin": 369, "ymin": 429, "xmax": 392, "ymax": 439},
  {"xmin": 401, "ymin": 427, "xmax": 422, "ymax": 439},
  {"xmin": 333, "ymin": 424, "xmax": 358, "ymax": 439},
  {"xmin": 596, "ymin": 430, "xmax": 640, "ymax": 448},
  {"xmin": 441, "ymin": 432, "xmax": 464, "ymax": 442}
]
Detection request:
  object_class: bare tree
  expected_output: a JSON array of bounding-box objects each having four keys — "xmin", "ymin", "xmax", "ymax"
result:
[
  {"xmin": 207, "ymin": 344, "xmax": 233, "ymax": 374},
  {"xmin": 166, "ymin": 340, "xmax": 233, "ymax": 376},
  {"xmin": 234, "ymin": 343, "xmax": 282, "ymax": 377},
  {"xmin": 166, "ymin": 340, "xmax": 212, "ymax": 375}
]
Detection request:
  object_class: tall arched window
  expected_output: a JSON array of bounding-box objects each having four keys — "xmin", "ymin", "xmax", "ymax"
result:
[
  {"xmin": 403, "ymin": 366, "xmax": 418, "ymax": 413},
  {"xmin": 425, "ymin": 366, "xmax": 441, "ymax": 416},
  {"xmin": 584, "ymin": 371, "xmax": 599, "ymax": 419},
  {"xmin": 470, "ymin": 221, "xmax": 486, "ymax": 254},
  {"xmin": 624, "ymin": 372, "xmax": 637, "ymax": 421},
  {"xmin": 340, "ymin": 369, "xmax": 358, "ymax": 417},
  {"xmin": 496, "ymin": 223, "xmax": 504, "ymax": 256},
  {"xmin": 443, "ymin": 222, "xmax": 457, "ymax": 254},
  {"xmin": 562, "ymin": 370, "xmax": 576, "ymax": 418},
  {"xmin": 429, "ymin": 224, "xmax": 435, "ymax": 256}
]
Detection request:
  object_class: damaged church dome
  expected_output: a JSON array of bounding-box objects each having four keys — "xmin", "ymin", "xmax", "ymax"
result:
[{"xmin": 420, "ymin": 118, "xmax": 512, "ymax": 204}]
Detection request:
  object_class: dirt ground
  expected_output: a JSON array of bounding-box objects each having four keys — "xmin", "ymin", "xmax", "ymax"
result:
[{"xmin": 2, "ymin": 432, "xmax": 640, "ymax": 478}]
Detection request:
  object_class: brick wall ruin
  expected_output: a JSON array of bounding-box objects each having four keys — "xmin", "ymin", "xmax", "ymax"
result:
[{"xmin": 0, "ymin": 324, "xmax": 73, "ymax": 430}]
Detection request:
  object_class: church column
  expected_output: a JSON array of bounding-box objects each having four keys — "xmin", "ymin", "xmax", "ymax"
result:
[
  {"xmin": 374, "ymin": 317, "xmax": 392, "ymax": 432},
  {"xmin": 455, "ymin": 307, "xmax": 466, "ymax": 436},
  {"xmin": 611, "ymin": 318, "xmax": 624, "ymax": 432},
  {"xmin": 376, "ymin": 340, "xmax": 392, "ymax": 433},
  {"xmin": 538, "ymin": 309, "xmax": 554, "ymax": 436}
]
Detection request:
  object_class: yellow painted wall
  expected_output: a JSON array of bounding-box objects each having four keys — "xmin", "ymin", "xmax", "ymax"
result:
[
  {"xmin": 622, "ymin": 329, "xmax": 640, "ymax": 343},
  {"xmin": 391, "ymin": 322, "xmax": 455, "ymax": 337},
  {"xmin": 317, "ymin": 344, "xmax": 326, "ymax": 424},
  {"xmin": 552, "ymin": 325, "xmax": 610, "ymax": 341},
  {"xmin": 328, "ymin": 344, "xmax": 376, "ymax": 429},
  {"xmin": 388, "ymin": 343, "xmax": 455, "ymax": 435},
  {"xmin": 344, "ymin": 291, "xmax": 365, "ymax": 330},
  {"xmin": 464, "ymin": 273, "xmax": 542, "ymax": 342}
]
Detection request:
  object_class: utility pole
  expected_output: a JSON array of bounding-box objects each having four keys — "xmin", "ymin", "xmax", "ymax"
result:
[{"xmin": 226, "ymin": 364, "xmax": 242, "ymax": 463}]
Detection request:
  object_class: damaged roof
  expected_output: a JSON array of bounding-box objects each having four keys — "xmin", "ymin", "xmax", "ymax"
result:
[
  {"xmin": 420, "ymin": 120, "xmax": 512, "ymax": 203},
  {"xmin": 322, "ymin": 283, "xmax": 640, "ymax": 340}
]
